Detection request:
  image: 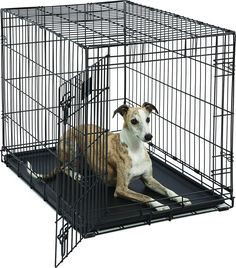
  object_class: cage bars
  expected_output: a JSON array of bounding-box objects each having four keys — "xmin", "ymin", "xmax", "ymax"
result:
[{"xmin": 0, "ymin": 1, "xmax": 235, "ymax": 267}]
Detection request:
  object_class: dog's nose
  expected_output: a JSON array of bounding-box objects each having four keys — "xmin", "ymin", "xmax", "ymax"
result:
[{"xmin": 144, "ymin": 133, "xmax": 153, "ymax": 141}]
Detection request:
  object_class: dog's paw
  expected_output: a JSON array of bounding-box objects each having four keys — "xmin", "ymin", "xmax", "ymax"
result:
[
  {"xmin": 182, "ymin": 197, "xmax": 192, "ymax": 206},
  {"xmin": 174, "ymin": 196, "xmax": 192, "ymax": 207},
  {"xmin": 73, "ymin": 172, "xmax": 81, "ymax": 182},
  {"xmin": 150, "ymin": 200, "xmax": 170, "ymax": 211},
  {"xmin": 156, "ymin": 205, "xmax": 170, "ymax": 211},
  {"xmin": 177, "ymin": 197, "xmax": 191, "ymax": 206}
]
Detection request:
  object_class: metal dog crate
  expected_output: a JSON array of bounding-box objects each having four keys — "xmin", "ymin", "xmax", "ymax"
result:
[{"xmin": 1, "ymin": 0, "xmax": 235, "ymax": 266}]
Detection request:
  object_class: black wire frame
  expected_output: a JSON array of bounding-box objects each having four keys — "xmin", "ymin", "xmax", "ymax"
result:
[{"xmin": 0, "ymin": 1, "xmax": 235, "ymax": 267}]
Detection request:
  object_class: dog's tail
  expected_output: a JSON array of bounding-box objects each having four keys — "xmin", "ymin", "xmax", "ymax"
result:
[{"xmin": 26, "ymin": 161, "xmax": 60, "ymax": 181}]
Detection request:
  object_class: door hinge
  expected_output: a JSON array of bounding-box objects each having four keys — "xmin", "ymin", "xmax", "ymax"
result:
[{"xmin": 0, "ymin": 35, "xmax": 7, "ymax": 45}]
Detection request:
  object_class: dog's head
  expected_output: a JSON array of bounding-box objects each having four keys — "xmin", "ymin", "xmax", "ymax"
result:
[{"xmin": 113, "ymin": 102, "xmax": 158, "ymax": 143}]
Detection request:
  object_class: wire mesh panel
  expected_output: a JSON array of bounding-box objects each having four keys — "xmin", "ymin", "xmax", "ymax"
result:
[
  {"xmin": 0, "ymin": 7, "xmax": 85, "ymax": 193},
  {"xmin": 125, "ymin": 33, "xmax": 235, "ymax": 207},
  {"xmin": 4, "ymin": 1, "xmax": 232, "ymax": 48}
]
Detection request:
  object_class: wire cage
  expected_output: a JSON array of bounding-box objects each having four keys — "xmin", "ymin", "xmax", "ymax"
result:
[{"xmin": 0, "ymin": 0, "xmax": 235, "ymax": 266}]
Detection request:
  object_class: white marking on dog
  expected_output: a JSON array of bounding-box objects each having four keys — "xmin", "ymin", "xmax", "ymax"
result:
[
  {"xmin": 149, "ymin": 199, "xmax": 170, "ymax": 211},
  {"xmin": 127, "ymin": 109, "xmax": 151, "ymax": 142},
  {"xmin": 120, "ymin": 127, "xmax": 151, "ymax": 183}
]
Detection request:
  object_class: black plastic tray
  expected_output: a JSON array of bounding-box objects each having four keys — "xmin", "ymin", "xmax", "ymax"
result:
[{"xmin": 4, "ymin": 148, "xmax": 224, "ymax": 233}]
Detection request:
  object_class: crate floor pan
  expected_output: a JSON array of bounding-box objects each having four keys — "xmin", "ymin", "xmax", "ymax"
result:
[{"xmin": 4, "ymin": 148, "xmax": 227, "ymax": 234}]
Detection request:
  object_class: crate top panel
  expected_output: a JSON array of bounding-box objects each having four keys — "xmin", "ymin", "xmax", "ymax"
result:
[{"xmin": 3, "ymin": 0, "xmax": 235, "ymax": 48}]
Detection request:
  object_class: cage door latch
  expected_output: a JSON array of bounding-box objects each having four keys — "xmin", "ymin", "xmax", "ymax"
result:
[
  {"xmin": 57, "ymin": 223, "xmax": 71, "ymax": 258},
  {"xmin": 60, "ymin": 93, "xmax": 74, "ymax": 125}
]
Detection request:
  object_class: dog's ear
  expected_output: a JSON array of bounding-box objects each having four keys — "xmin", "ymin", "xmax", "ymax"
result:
[
  {"xmin": 142, "ymin": 102, "xmax": 158, "ymax": 114},
  {"xmin": 112, "ymin": 104, "xmax": 129, "ymax": 118}
]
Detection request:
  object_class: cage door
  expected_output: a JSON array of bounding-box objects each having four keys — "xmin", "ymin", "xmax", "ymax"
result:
[{"xmin": 55, "ymin": 55, "xmax": 109, "ymax": 266}]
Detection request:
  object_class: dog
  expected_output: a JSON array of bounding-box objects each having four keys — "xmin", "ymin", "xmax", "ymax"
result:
[{"xmin": 27, "ymin": 102, "xmax": 191, "ymax": 211}]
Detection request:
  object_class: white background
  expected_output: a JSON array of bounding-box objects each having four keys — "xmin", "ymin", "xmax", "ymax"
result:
[{"xmin": 0, "ymin": 0, "xmax": 235, "ymax": 268}]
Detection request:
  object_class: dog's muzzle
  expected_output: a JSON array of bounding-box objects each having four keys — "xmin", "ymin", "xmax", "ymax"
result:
[{"xmin": 144, "ymin": 133, "xmax": 153, "ymax": 142}]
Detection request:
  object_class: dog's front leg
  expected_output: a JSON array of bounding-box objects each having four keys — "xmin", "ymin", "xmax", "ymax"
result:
[
  {"xmin": 114, "ymin": 170, "xmax": 170, "ymax": 211},
  {"xmin": 142, "ymin": 174, "xmax": 191, "ymax": 207}
]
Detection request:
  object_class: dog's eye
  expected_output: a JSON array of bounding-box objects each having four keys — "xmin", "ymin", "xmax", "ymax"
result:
[
  {"xmin": 131, "ymin": 118, "xmax": 138, "ymax": 125},
  {"xmin": 146, "ymin": 117, "xmax": 150, "ymax": 123}
]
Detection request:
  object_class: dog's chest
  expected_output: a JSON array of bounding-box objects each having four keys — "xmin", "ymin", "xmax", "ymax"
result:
[{"xmin": 127, "ymin": 145, "xmax": 151, "ymax": 179}]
